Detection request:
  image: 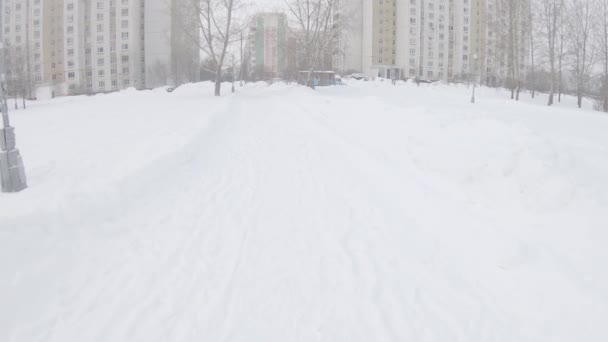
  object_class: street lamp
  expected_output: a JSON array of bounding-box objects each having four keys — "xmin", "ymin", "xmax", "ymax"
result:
[
  {"xmin": 471, "ymin": 53, "xmax": 478, "ymax": 104},
  {"xmin": 0, "ymin": 41, "xmax": 28, "ymax": 193}
]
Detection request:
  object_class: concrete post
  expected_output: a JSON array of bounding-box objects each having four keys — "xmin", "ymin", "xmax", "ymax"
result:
[{"xmin": 0, "ymin": 41, "xmax": 27, "ymax": 193}]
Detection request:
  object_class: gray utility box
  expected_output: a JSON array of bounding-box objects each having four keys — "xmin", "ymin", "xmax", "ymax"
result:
[
  {"xmin": 0, "ymin": 126, "xmax": 16, "ymax": 150},
  {"xmin": 0, "ymin": 149, "xmax": 27, "ymax": 192},
  {"xmin": 0, "ymin": 127, "xmax": 27, "ymax": 193}
]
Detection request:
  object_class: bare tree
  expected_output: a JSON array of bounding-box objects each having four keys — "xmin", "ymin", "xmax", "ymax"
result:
[
  {"xmin": 285, "ymin": 0, "xmax": 337, "ymax": 88},
  {"xmin": 4, "ymin": 43, "xmax": 34, "ymax": 110},
  {"xmin": 180, "ymin": 0, "xmax": 247, "ymax": 96},
  {"xmin": 565, "ymin": 0, "xmax": 596, "ymax": 108},
  {"xmin": 148, "ymin": 60, "xmax": 172, "ymax": 89},
  {"xmin": 497, "ymin": 0, "xmax": 530, "ymax": 101},
  {"xmin": 171, "ymin": 0, "xmax": 202, "ymax": 86},
  {"xmin": 597, "ymin": 0, "xmax": 608, "ymax": 112},
  {"xmin": 557, "ymin": 1, "xmax": 566, "ymax": 103},
  {"xmin": 504, "ymin": 0, "xmax": 520, "ymax": 100},
  {"xmin": 539, "ymin": 0, "xmax": 563, "ymax": 106},
  {"xmin": 529, "ymin": 0, "xmax": 538, "ymax": 98}
]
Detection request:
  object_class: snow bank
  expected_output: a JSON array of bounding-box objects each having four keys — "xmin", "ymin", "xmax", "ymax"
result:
[{"xmin": 1, "ymin": 81, "xmax": 607, "ymax": 342}]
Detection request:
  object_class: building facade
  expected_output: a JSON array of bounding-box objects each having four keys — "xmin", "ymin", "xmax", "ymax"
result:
[
  {"xmin": 337, "ymin": 0, "xmax": 518, "ymax": 84},
  {"xmin": 332, "ymin": 0, "xmax": 364, "ymax": 74},
  {"xmin": 1, "ymin": 0, "xmax": 196, "ymax": 98},
  {"xmin": 248, "ymin": 13, "xmax": 288, "ymax": 80},
  {"xmin": 144, "ymin": 0, "xmax": 199, "ymax": 88}
]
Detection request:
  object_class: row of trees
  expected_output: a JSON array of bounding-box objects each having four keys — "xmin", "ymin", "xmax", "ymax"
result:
[
  {"xmin": 461, "ymin": 0, "xmax": 607, "ymax": 111},
  {"xmin": 529, "ymin": 0, "xmax": 608, "ymax": 110},
  {"xmin": 177, "ymin": 0, "xmax": 337, "ymax": 96},
  {"xmin": 1, "ymin": 42, "xmax": 35, "ymax": 110},
  {"xmin": 189, "ymin": 0, "xmax": 608, "ymax": 110}
]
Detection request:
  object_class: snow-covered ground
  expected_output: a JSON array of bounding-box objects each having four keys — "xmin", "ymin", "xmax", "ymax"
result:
[{"xmin": 1, "ymin": 81, "xmax": 607, "ymax": 341}]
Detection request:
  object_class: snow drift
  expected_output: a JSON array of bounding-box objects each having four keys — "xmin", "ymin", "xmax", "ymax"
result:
[{"xmin": 1, "ymin": 81, "xmax": 607, "ymax": 341}]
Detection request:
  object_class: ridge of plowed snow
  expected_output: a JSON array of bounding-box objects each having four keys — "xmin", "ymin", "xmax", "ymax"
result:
[{"xmin": 1, "ymin": 81, "xmax": 607, "ymax": 341}]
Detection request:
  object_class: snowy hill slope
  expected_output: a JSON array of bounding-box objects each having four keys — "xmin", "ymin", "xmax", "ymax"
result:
[{"xmin": 1, "ymin": 81, "xmax": 607, "ymax": 341}]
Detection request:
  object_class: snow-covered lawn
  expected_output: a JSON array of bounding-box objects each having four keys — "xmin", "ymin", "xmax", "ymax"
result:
[{"xmin": 1, "ymin": 81, "xmax": 607, "ymax": 341}]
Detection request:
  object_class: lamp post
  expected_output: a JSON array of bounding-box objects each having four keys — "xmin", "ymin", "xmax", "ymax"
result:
[
  {"xmin": 471, "ymin": 53, "xmax": 478, "ymax": 104},
  {"xmin": 0, "ymin": 41, "xmax": 28, "ymax": 193}
]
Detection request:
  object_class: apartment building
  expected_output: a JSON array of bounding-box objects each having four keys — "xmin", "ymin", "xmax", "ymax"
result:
[
  {"xmin": 380, "ymin": 0, "xmax": 472, "ymax": 82},
  {"xmin": 144, "ymin": 0, "xmax": 199, "ymax": 88},
  {"xmin": 1, "ymin": 0, "xmax": 37, "ymax": 96},
  {"xmin": 1, "ymin": 0, "xmax": 196, "ymax": 97},
  {"xmin": 371, "ymin": 0, "xmax": 399, "ymax": 79},
  {"xmin": 471, "ymin": 0, "xmax": 516, "ymax": 86},
  {"xmin": 338, "ymin": 0, "xmax": 515, "ymax": 83},
  {"xmin": 0, "ymin": 0, "xmax": 3, "ymax": 45},
  {"xmin": 71, "ymin": 0, "xmax": 146, "ymax": 95},
  {"xmin": 248, "ymin": 13, "xmax": 289, "ymax": 80},
  {"xmin": 332, "ymin": 0, "xmax": 364, "ymax": 74}
]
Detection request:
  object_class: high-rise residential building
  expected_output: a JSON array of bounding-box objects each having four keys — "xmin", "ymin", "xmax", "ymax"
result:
[
  {"xmin": 68, "ymin": 0, "xmax": 146, "ymax": 95},
  {"xmin": 0, "ymin": 0, "xmax": 3, "ymax": 44},
  {"xmin": 371, "ymin": 0, "xmax": 399, "ymax": 78},
  {"xmin": 381, "ymin": 0, "xmax": 472, "ymax": 82},
  {"xmin": 337, "ymin": 0, "xmax": 518, "ymax": 83},
  {"xmin": 332, "ymin": 0, "xmax": 364, "ymax": 74},
  {"xmin": 471, "ymin": 0, "xmax": 523, "ymax": 87},
  {"xmin": 1, "ymin": 0, "xmax": 37, "ymax": 97},
  {"xmin": 144, "ymin": 0, "xmax": 199, "ymax": 88},
  {"xmin": 248, "ymin": 13, "xmax": 289, "ymax": 80},
  {"xmin": 1, "ymin": 0, "xmax": 197, "ymax": 97}
]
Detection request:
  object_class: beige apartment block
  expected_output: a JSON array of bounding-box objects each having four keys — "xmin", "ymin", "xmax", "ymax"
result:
[
  {"xmin": 2, "ymin": 0, "xmax": 195, "ymax": 98},
  {"xmin": 340, "ymin": 0, "xmax": 520, "ymax": 83}
]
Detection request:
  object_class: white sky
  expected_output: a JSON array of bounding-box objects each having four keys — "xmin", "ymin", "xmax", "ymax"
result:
[{"xmin": 251, "ymin": 0, "xmax": 287, "ymax": 11}]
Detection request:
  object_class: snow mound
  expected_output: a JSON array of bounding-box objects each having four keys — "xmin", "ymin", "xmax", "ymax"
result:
[{"xmin": 1, "ymin": 81, "xmax": 607, "ymax": 342}]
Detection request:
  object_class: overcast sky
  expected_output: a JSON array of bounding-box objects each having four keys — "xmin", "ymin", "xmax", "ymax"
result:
[{"xmin": 251, "ymin": 0, "xmax": 287, "ymax": 11}]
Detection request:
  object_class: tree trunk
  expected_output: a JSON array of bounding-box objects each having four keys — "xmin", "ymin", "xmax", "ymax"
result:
[
  {"xmin": 604, "ymin": 62, "xmax": 608, "ymax": 112},
  {"xmin": 307, "ymin": 70, "xmax": 314, "ymax": 90},
  {"xmin": 558, "ymin": 69, "xmax": 562, "ymax": 103},
  {"xmin": 558, "ymin": 37, "xmax": 564, "ymax": 103},
  {"xmin": 214, "ymin": 70, "xmax": 222, "ymax": 97},
  {"xmin": 548, "ymin": 69, "xmax": 555, "ymax": 106},
  {"xmin": 577, "ymin": 88, "xmax": 583, "ymax": 109},
  {"xmin": 530, "ymin": 64, "xmax": 535, "ymax": 99},
  {"xmin": 530, "ymin": 11, "xmax": 535, "ymax": 99},
  {"xmin": 604, "ymin": 74, "xmax": 608, "ymax": 112}
]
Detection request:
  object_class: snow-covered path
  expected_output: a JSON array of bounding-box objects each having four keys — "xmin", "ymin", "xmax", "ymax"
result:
[{"xmin": 1, "ymin": 82, "xmax": 607, "ymax": 341}]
